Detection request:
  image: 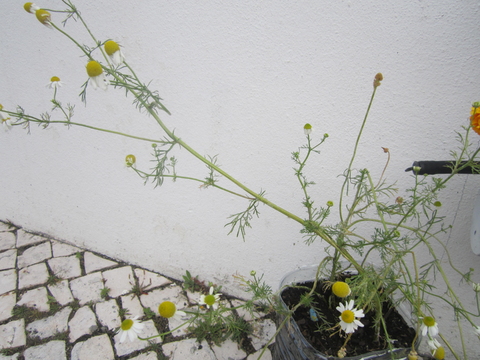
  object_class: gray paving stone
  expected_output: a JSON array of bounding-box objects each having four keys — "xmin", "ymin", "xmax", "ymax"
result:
[
  {"xmin": 128, "ymin": 352, "xmax": 158, "ymax": 360},
  {"xmin": 69, "ymin": 272, "xmax": 104, "ymax": 305},
  {"xmin": 113, "ymin": 319, "xmax": 160, "ymax": 357},
  {"xmin": 48, "ymin": 254, "xmax": 81, "ymax": 279},
  {"xmin": 0, "ymin": 353, "xmax": 20, "ymax": 360},
  {"xmin": 84, "ymin": 252, "xmax": 117, "ymax": 273},
  {"xmin": 23, "ymin": 340, "xmax": 66, "ymax": 360},
  {"xmin": 0, "ymin": 319, "xmax": 26, "ymax": 349},
  {"xmin": 71, "ymin": 334, "xmax": 115, "ymax": 360},
  {"xmin": 95, "ymin": 299, "xmax": 121, "ymax": 330},
  {"xmin": 0, "ymin": 232, "xmax": 16, "ymax": 251},
  {"xmin": 0, "ymin": 269, "xmax": 16, "ymax": 295},
  {"xmin": 250, "ymin": 318, "xmax": 276, "ymax": 351},
  {"xmin": 26, "ymin": 307, "xmax": 71, "ymax": 340},
  {"xmin": 120, "ymin": 294, "xmax": 145, "ymax": 319},
  {"xmin": 0, "ymin": 249, "xmax": 16, "ymax": 270},
  {"xmin": 18, "ymin": 263, "xmax": 49, "ymax": 289},
  {"xmin": 162, "ymin": 339, "xmax": 215, "ymax": 360},
  {"xmin": 211, "ymin": 339, "xmax": 247, "ymax": 360},
  {"xmin": 16, "ymin": 231, "xmax": 46, "ymax": 248},
  {"xmin": 69, "ymin": 306, "xmax": 98, "ymax": 342},
  {"xmin": 134, "ymin": 268, "xmax": 172, "ymax": 290},
  {"xmin": 102, "ymin": 266, "xmax": 134, "ymax": 298},
  {"xmin": 17, "ymin": 287, "xmax": 50, "ymax": 312},
  {"xmin": 17, "ymin": 241, "xmax": 51, "ymax": 268},
  {"xmin": 51, "ymin": 240, "xmax": 81, "ymax": 257},
  {"xmin": 0, "ymin": 291, "xmax": 16, "ymax": 322},
  {"xmin": 48, "ymin": 280, "xmax": 74, "ymax": 306},
  {"xmin": 0, "ymin": 223, "xmax": 15, "ymax": 232}
]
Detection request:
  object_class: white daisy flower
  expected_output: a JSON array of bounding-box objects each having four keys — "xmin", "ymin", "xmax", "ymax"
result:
[
  {"xmin": 303, "ymin": 123, "xmax": 312, "ymax": 135},
  {"xmin": 46, "ymin": 76, "xmax": 64, "ymax": 89},
  {"xmin": 86, "ymin": 60, "xmax": 108, "ymax": 91},
  {"xmin": 336, "ymin": 299, "xmax": 365, "ymax": 334},
  {"xmin": 420, "ymin": 316, "xmax": 439, "ymax": 338},
  {"xmin": 35, "ymin": 9, "xmax": 52, "ymax": 28},
  {"xmin": 427, "ymin": 337, "xmax": 441, "ymax": 351},
  {"xmin": 0, "ymin": 105, "xmax": 12, "ymax": 131},
  {"xmin": 104, "ymin": 40, "xmax": 125, "ymax": 67},
  {"xmin": 158, "ymin": 301, "xmax": 186, "ymax": 320},
  {"xmin": 199, "ymin": 286, "xmax": 222, "ymax": 310},
  {"xmin": 117, "ymin": 316, "xmax": 144, "ymax": 343}
]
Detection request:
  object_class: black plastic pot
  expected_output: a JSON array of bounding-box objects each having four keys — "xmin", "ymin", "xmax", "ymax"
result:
[{"xmin": 273, "ymin": 265, "xmax": 417, "ymax": 360}]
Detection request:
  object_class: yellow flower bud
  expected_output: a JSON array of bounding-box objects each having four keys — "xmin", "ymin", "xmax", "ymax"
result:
[
  {"xmin": 125, "ymin": 154, "xmax": 136, "ymax": 167},
  {"xmin": 35, "ymin": 9, "xmax": 51, "ymax": 26}
]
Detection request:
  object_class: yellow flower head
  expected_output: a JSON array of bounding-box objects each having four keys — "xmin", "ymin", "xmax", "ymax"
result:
[
  {"xmin": 470, "ymin": 105, "xmax": 480, "ymax": 135},
  {"xmin": 35, "ymin": 9, "xmax": 51, "ymax": 26},
  {"xmin": 104, "ymin": 40, "xmax": 120, "ymax": 56},
  {"xmin": 332, "ymin": 281, "xmax": 351, "ymax": 297},
  {"xmin": 24, "ymin": 2, "xmax": 39, "ymax": 13},
  {"xmin": 433, "ymin": 346, "xmax": 445, "ymax": 360},
  {"xmin": 158, "ymin": 301, "xmax": 176, "ymax": 318},
  {"xmin": 125, "ymin": 154, "xmax": 136, "ymax": 167},
  {"xmin": 304, "ymin": 123, "xmax": 312, "ymax": 135},
  {"xmin": 86, "ymin": 61, "xmax": 103, "ymax": 77}
]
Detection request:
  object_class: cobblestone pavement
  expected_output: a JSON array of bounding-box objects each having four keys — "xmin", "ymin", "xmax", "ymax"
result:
[{"xmin": 0, "ymin": 222, "xmax": 276, "ymax": 360}]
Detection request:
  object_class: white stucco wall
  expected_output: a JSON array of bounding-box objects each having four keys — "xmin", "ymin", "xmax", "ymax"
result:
[{"xmin": 2, "ymin": 0, "xmax": 480, "ymax": 356}]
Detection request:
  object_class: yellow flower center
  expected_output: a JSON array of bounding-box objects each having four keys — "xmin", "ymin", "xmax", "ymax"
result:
[
  {"xmin": 341, "ymin": 309, "xmax": 355, "ymax": 323},
  {"xmin": 35, "ymin": 9, "xmax": 51, "ymax": 24},
  {"xmin": 423, "ymin": 316, "xmax": 435, "ymax": 327},
  {"xmin": 121, "ymin": 319, "xmax": 133, "ymax": 331},
  {"xmin": 104, "ymin": 40, "xmax": 120, "ymax": 56},
  {"xmin": 0, "ymin": 104, "xmax": 3, "ymax": 110},
  {"xmin": 332, "ymin": 281, "xmax": 351, "ymax": 298},
  {"xmin": 86, "ymin": 61, "xmax": 103, "ymax": 77},
  {"xmin": 125, "ymin": 154, "xmax": 136, "ymax": 167},
  {"xmin": 50, "ymin": 76, "xmax": 60, "ymax": 82},
  {"xmin": 24, "ymin": 2, "xmax": 33, "ymax": 13},
  {"xmin": 158, "ymin": 301, "xmax": 176, "ymax": 318},
  {"xmin": 433, "ymin": 346, "xmax": 445, "ymax": 360},
  {"xmin": 204, "ymin": 294, "xmax": 216, "ymax": 306}
]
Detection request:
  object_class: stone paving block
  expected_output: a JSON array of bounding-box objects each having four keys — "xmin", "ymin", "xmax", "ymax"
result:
[
  {"xmin": 48, "ymin": 254, "xmax": 82, "ymax": 280},
  {"xmin": 140, "ymin": 285, "xmax": 187, "ymax": 314},
  {"xmin": 102, "ymin": 266, "xmax": 134, "ymax": 298},
  {"xmin": 17, "ymin": 287, "xmax": 50, "ymax": 312},
  {"xmin": 0, "ymin": 291, "xmax": 16, "ymax": 322},
  {"xmin": 16, "ymin": 231, "xmax": 46, "ymax": 248},
  {"xmin": 0, "ymin": 249, "xmax": 16, "ymax": 270},
  {"xmin": 95, "ymin": 299, "xmax": 121, "ymax": 330},
  {"xmin": 48, "ymin": 280, "xmax": 74, "ymax": 306},
  {"xmin": 0, "ymin": 352, "xmax": 20, "ymax": 360},
  {"xmin": 114, "ymin": 319, "xmax": 160, "ymax": 357},
  {"xmin": 0, "ymin": 269, "xmax": 16, "ymax": 295},
  {"xmin": 249, "ymin": 318, "xmax": 276, "ymax": 351},
  {"xmin": 69, "ymin": 306, "xmax": 98, "ymax": 342},
  {"xmin": 71, "ymin": 334, "xmax": 115, "ymax": 360},
  {"xmin": 246, "ymin": 348, "xmax": 272, "ymax": 360},
  {"xmin": 84, "ymin": 252, "xmax": 117, "ymax": 273},
  {"xmin": 0, "ymin": 319, "xmax": 26, "ymax": 349},
  {"xmin": 51, "ymin": 240, "xmax": 82, "ymax": 257},
  {"xmin": 69, "ymin": 272, "xmax": 104, "ymax": 305},
  {"xmin": 128, "ymin": 352, "xmax": 158, "ymax": 360},
  {"xmin": 0, "ymin": 223, "xmax": 15, "ymax": 232},
  {"xmin": 162, "ymin": 339, "xmax": 214, "ymax": 360},
  {"xmin": 0, "ymin": 232, "xmax": 16, "ymax": 251},
  {"xmin": 211, "ymin": 338, "xmax": 247, "ymax": 360},
  {"xmin": 23, "ymin": 340, "xmax": 66, "ymax": 360},
  {"xmin": 120, "ymin": 294, "xmax": 145, "ymax": 319},
  {"xmin": 26, "ymin": 307, "xmax": 71, "ymax": 340},
  {"xmin": 18, "ymin": 263, "xmax": 49, "ymax": 289},
  {"xmin": 134, "ymin": 268, "xmax": 172, "ymax": 290},
  {"xmin": 17, "ymin": 241, "xmax": 51, "ymax": 268}
]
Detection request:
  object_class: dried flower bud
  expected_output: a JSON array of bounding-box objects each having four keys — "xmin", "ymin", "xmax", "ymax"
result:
[
  {"xmin": 396, "ymin": 197, "xmax": 404, "ymax": 204},
  {"xmin": 373, "ymin": 73, "xmax": 383, "ymax": 88}
]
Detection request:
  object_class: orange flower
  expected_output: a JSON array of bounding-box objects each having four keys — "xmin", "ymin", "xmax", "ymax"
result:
[{"xmin": 470, "ymin": 106, "xmax": 480, "ymax": 135}]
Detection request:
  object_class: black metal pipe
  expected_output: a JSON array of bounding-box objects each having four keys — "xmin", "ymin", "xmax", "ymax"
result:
[{"xmin": 405, "ymin": 161, "xmax": 480, "ymax": 175}]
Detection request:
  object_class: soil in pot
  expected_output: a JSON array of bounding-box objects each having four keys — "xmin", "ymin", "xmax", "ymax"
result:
[{"xmin": 280, "ymin": 280, "xmax": 416, "ymax": 358}]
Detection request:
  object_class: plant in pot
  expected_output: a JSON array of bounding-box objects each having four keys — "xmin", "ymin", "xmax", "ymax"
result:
[{"xmin": 3, "ymin": 3, "xmax": 480, "ymax": 359}]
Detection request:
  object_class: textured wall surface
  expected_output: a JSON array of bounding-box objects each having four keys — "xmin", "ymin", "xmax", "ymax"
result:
[{"xmin": 1, "ymin": 1, "xmax": 480, "ymax": 356}]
